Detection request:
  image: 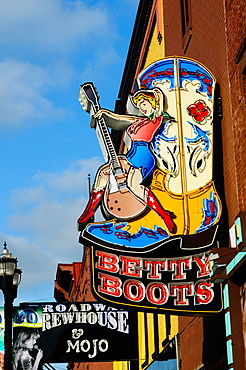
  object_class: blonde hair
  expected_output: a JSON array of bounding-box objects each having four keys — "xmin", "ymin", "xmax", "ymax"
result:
[
  {"xmin": 132, "ymin": 91, "xmax": 157, "ymax": 109},
  {"xmin": 13, "ymin": 329, "xmax": 40, "ymax": 352}
]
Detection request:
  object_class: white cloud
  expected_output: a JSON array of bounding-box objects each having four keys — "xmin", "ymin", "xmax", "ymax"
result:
[
  {"xmin": 0, "ymin": 58, "xmax": 69, "ymax": 126},
  {"xmin": 0, "ymin": 0, "xmax": 138, "ymax": 128},
  {"xmin": 0, "ymin": 0, "xmax": 139, "ymax": 306},
  {"xmin": 4, "ymin": 156, "xmax": 103, "ymax": 303},
  {"xmin": 0, "ymin": 0, "xmax": 110, "ymax": 59},
  {"xmin": 9, "ymin": 157, "xmax": 103, "ymax": 228},
  {"xmin": 32, "ymin": 157, "xmax": 102, "ymax": 194},
  {"xmin": 10, "ymin": 187, "xmax": 48, "ymax": 208},
  {"xmin": 0, "ymin": 232, "xmax": 59, "ymax": 305}
]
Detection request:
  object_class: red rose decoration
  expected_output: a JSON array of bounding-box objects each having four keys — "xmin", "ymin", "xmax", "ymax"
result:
[{"xmin": 187, "ymin": 99, "xmax": 211, "ymax": 123}]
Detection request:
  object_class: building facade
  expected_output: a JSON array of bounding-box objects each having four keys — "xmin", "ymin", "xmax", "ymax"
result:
[
  {"xmin": 114, "ymin": 1, "xmax": 246, "ymax": 369},
  {"xmin": 55, "ymin": 1, "xmax": 246, "ymax": 369},
  {"xmin": 54, "ymin": 250, "xmax": 116, "ymax": 370}
]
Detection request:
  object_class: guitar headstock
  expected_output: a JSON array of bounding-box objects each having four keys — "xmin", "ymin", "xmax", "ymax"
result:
[{"xmin": 78, "ymin": 82, "xmax": 100, "ymax": 116}]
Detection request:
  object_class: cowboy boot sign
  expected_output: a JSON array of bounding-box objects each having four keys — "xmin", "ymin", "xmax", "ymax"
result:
[{"xmin": 77, "ymin": 57, "xmax": 223, "ymax": 315}]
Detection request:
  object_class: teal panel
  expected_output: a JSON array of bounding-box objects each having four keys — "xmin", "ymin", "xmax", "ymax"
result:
[
  {"xmin": 235, "ymin": 217, "xmax": 243, "ymax": 245},
  {"xmin": 223, "ymin": 284, "xmax": 230, "ymax": 309},
  {"xmin": 226, "ymin": 339, "xmax": 234, "ymax": 365},
  {"xmin": 226, "ymin": 252, "xmax": 246, "ymax": 275},
  {"xmin": 225, "ymin": 311, "xmax": 231, "ymax": 337}
]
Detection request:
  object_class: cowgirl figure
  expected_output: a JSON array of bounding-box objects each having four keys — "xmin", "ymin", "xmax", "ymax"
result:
[{"xmin": 78, "ymin": 87, "xmax": 175, "ymax": 233}]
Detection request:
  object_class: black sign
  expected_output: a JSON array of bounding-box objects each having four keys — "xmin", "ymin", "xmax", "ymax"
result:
[
  {"xmin": 13, "ymin": 302, "xmax": 138, "ymax": 364},
  {"xmin": 85, "ymin": 227, "xmax": 223, "ymax": 315}
]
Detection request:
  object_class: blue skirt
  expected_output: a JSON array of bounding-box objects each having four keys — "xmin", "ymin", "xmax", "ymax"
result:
[{"xmin": 126, "ymin": 141, "xmax": 156, "ymax": 182}]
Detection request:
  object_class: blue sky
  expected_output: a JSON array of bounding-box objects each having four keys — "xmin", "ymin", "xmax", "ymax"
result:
[{"xmin": 0, "ymin": 0, "xmax": 139, "ymax": 305}]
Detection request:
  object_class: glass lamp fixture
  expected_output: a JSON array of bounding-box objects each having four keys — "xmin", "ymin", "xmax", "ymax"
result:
[
  {"xmin": 0, "ymin": 242, "xmax": 17, "ymax": 277},
  {"xmin": 13, "ymin": 268, "xmax": 22, "ymax": 286},
  {"xmin": 0, "ymin": 242, "xmax": 22, "ymax": 294}
]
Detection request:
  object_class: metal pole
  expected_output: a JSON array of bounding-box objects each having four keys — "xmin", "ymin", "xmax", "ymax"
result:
[
  {"xmin": 88, "ymin": 174, "xmax": 91, "ymax": 195},
  {"xmin": 1, "ymin": 275, "xmax": 15, "ymax": 370},
  {"xmin": 4, "ymin": 289, "xmax": 13, "ymax": 370},
  {"xmin": 0, "ymin": 243, "xmax": 21, "ymax": 370}
]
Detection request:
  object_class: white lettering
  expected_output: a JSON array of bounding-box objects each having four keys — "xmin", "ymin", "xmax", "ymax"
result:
[
  {"xmin": 98, "ymin": 339, "xmax": 108, "ymax": 352},
  {"xmin": 107, "ymin": 311, "xmax": 117, "ymax": 330},
  {"xmin": 117, "ymin": 312, "xmax": 129, "ymax": 333},
  {"xmin": 87, "ymin": 312, "xmax": 98, "ymax": 324},
  {"xmin": 88, "ymin": 339, "xmax": 98, "ymax": 358},
  {"xmin": 66, "ymin": 340, "xmax": 80, "ymax": 353}
]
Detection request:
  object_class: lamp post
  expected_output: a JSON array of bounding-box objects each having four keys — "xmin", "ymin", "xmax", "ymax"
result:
[{"xmin": 0, "ymin": 242, "xmax": 22, "ymax": 370}]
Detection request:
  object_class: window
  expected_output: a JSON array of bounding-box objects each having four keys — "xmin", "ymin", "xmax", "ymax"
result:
[
  {"xmin": 147, "ymin": 360, "xmax": 177, "ymax": 370},
  {"xmin": 180, "ymin": 0, "xmax": 192, "ymax": 52},
  {"xmin": 234, "ymin": 37, "xmax": 246, "ymax": 105}
]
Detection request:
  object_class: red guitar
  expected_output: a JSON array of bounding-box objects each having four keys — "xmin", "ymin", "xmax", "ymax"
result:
[{"xmin": 78, "ymin": 82, "xmax": 146, "ymax": 220}]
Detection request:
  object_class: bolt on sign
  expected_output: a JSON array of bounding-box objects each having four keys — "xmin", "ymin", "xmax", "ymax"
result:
[
  {"xmin": 11, "ymin": 303, "xmax": 138, "ymax": 365},
  {"xmin": 77, "ymin": 57, "xmax": 223, "ymax": 315}
]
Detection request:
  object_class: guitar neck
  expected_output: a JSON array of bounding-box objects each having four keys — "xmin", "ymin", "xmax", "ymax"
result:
[
  {"xmin": 92, "ymin": 102, "xmax": 122, "ymax": 173},
  {"xmin": 97, "ymin": 118, "xmax": 122, "ymax": 171},
  {"xmin": 80, "ymin": 82, "xmax": 123, "ymax": 174}
]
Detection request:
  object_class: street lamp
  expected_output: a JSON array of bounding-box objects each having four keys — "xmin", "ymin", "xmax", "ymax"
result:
[{"xmin": 0, "ymin": 242, "xmax": 22, "ymax": 370}]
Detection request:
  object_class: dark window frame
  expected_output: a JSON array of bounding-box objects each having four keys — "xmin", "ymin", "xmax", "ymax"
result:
[{"xmin": 180, "ymin": 0, "xmax": 192, "ymax": 52}]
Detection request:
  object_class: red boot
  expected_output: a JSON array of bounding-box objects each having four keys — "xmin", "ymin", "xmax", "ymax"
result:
[
  {"xmin": 77, "ymin": 188, "xmax": 105, "ymax": 230},
  {"xmin": 144, "ymin": 188, "xmax": 175, "ymax": 233}
]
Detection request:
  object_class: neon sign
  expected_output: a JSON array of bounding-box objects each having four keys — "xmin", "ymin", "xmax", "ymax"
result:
[{"xmin": 77, "ymin": 57, "xmax": 223, "ymax": 315}]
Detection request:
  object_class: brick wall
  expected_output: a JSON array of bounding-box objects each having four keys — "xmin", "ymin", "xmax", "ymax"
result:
[
  {"xmin": 224, "ymin": 0, "xmax": 246, "ymax": 215},
  {"xmin": 162, "ymin": 1, "xmax": 246, "ymax": 368},
  {"xmin": 163, "ymin": 0, "xmax": 245, "ymax": 227},
  {"xmin": 69, "ymin": 248, "xmax": 114, "ymax": 370}
]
